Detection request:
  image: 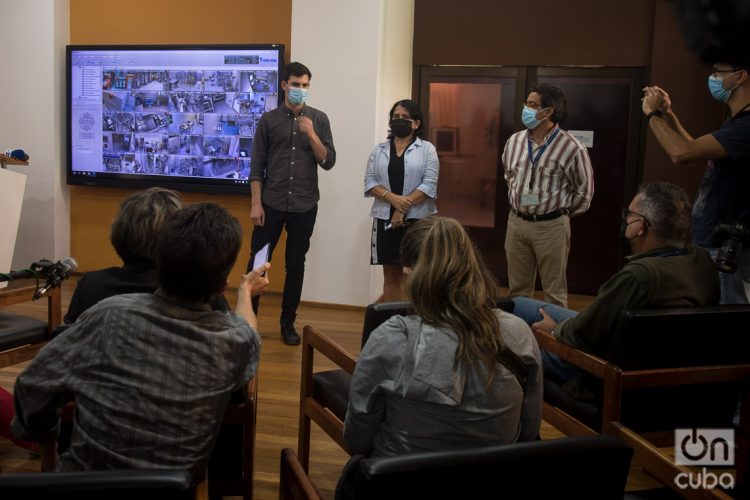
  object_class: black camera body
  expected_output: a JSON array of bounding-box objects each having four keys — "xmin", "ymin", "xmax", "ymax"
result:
[{"xmin": 714, "ymin": 222, "xmax": 750, "ymax": 273}]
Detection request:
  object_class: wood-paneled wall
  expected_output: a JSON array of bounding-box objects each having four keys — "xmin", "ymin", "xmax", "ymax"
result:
[{"xmin": 413, "ymin": 0, "xmax": 723, "ymax": 201}]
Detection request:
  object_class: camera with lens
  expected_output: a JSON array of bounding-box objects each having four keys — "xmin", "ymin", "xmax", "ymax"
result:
[{"xmin": 714, "ymin": 222, "xmax": 750, "ymax": 273}]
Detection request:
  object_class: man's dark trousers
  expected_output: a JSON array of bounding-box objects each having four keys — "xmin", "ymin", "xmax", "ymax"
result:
[{"xmin": 247, "ymin": 203, "xmax": 318, "ymax": 324}]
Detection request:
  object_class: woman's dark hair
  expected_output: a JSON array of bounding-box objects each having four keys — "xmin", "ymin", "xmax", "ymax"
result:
[
  {"xmin": 387, "ymin": 99, "xmax": 425, "ymax": 139},
  {"xmin": 157, "ymin": 203, "xmax": 242, "ymax": 302},
  {"xmin": 110, "ymin": 187, "xmax": 182, "ymax": 265},
  {"xmin": 529, "ymin": 83, "xmax": 567, "ymax": 124}
]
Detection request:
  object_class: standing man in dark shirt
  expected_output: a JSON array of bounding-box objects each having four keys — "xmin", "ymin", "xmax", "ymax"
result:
[
  {"xmin": 247, "ymin": 61, "xmax": 336, "ymax": 345},
  {"xmin": 642, "ymin": 63, "xmax": 750, "ymax": 304}
]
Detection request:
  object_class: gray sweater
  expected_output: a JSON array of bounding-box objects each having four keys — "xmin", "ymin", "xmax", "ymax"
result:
[{"xmin": 343, "ymin": 309, "xmax": 542, "ymax": 456}]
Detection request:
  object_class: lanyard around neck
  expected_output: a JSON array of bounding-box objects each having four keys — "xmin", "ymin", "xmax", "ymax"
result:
[{"xmin": 526, "ymin": 127, "xmax": 560, "ymax": 190}]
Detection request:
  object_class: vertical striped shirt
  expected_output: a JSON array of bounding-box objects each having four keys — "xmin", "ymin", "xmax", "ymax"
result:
[
  {"xmin": 502, "ymin": 126, "xmax": 594, "ymax": 216},
  {"xmin": 12, "ymin": 290, "xmax": 260, "ymax": 479}
]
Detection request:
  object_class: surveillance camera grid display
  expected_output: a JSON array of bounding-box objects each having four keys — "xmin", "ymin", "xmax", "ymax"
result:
[{"xmin": 69, "ymin": 47, "xmax": 281, "ymax": 189}]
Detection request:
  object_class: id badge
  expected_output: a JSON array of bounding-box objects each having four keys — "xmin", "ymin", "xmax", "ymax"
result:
[{"xmin": 521, "ymin": 191, "xmax": 540, "ymax": 207}]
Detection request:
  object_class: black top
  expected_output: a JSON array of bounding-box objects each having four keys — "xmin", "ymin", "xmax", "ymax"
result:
[
  {"xmin": 64, "ymin": 262, "xmax": 229, "ymax": 325},
  {"xmin": 64, "ymin": 262, "xmax": 158, "ymax": 324},
  {"xmin": 692, "ymin": 111, "xmax": 750, "ymax": 246},
  {"xmin": 249, "ymin": 103, "xmax": 336, "ymax": 213},
  {"xmin": 387, "ymin": 139, "xmax": 410, "ymax": 218}
]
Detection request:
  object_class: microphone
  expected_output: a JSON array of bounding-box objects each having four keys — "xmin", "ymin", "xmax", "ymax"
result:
[{"xmin": 33, "ymin": 257, "xmax": 78, "ymax": 300}]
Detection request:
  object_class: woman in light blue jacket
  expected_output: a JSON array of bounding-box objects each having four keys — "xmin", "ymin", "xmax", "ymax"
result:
[{"xmin": 364, "ymin": 99, "xmax": 439, "ymax": 301}]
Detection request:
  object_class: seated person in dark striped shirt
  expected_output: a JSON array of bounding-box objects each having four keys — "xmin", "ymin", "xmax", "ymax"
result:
[{"xmin": 11, "ymin": 203, "xmax": 267, "ymax": 480}]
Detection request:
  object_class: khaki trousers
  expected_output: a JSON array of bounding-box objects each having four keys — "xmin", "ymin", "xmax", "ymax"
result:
[{"xmin": 504, "ymin": 212, "xmax": 571, "ymax": 307}]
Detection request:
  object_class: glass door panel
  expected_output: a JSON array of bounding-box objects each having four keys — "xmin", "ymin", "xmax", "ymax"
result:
[{"xmin": 428, "ymin": 78, "xmax": 513, "ymax": 228}]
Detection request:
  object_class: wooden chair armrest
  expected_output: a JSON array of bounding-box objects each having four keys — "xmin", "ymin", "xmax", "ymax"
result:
[
  {"xmin": 246, "ymin": 375, "xmax": 258, "ymax": 406},
  {"xmin": 302, "ymin": 325, "xmax": 357, "ymax": 375},
  {"xmin": 0, "ymin": 280, "xmax": 61, "ymax": 332},
  {"xmin": 279, "ymin": 448, "xmax": 323, "ymax": 500},
  {"xmin": 608, "ymin": 422, "xmax": 733, "ymax": 500},
  {"xmin": 621, "ymin": 364, "xmax": 750, "ymax": 389},
  {"xmin": 533, "ymin": 331, "xmax": 617, "ymax": 380}
]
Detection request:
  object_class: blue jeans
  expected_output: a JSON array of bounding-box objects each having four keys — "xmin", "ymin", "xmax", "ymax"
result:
[
  {"xmin": 512, "ymin": 297, "xmax": 580, "ymax": 384},
  {"xmin": 708, "ymin": 247, "xmax": 750, "ymax": 305}
]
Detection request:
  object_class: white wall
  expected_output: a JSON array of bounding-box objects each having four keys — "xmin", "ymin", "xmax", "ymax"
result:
[
  {"xmin": 0, "ymin": 0, "xmax": 70, "ymax": 271},
  {"xmin": 291, "ymin": 0, "xmax": 414, "ymax": 306}
]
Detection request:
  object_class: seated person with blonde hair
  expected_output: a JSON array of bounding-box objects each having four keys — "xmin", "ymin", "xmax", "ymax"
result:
[{"xmin": 344, "ymin": 216, "xmax": 542, "ymax": 456}]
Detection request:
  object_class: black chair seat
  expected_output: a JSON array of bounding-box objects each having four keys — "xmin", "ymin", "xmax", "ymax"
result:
[
  {"xmin": 313, "ymin": 369, "xmax": 352, "ymax": 421},
  {"xmin": 0, "ymin": 312, "xmax": 48, "ymax": 351},
  {"xmin": 0, "ymin": 469, "xmax": 194, "ymax": 500}
]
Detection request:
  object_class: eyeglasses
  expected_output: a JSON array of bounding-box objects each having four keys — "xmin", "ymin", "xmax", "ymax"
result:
[
  {"xmin": 523, "ymin": 101, "xmax": 547, "ymax": 110},
  {"xmin": 391, "ymin": 114, "xmax": 414, "ymax": 121},
  {"xmin": 710, "ymin": 68, "xmax": 742, "ymax": 78},
  {"xmin": 621, "ymin": 207, "xmax": 650, "ymax": 226}
]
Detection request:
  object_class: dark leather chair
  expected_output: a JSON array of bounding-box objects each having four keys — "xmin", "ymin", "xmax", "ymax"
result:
[
  {"xmin": 0, "ymin": 468, "xmax": 194, "ymax": 500},
  {"xmin": 535, "ymin": 305, "xmax": 750, "ymax": 494},
  {"xmin": 280, "ymin": 435, "xmax": 634, "ymax": 500},
  {"xmin": 297, "ymin": 298, "xmax": 516, "ymax": 471},
  {"xmin": 0, "ymin": 280, "xmax": 61, "ymax": 368}
]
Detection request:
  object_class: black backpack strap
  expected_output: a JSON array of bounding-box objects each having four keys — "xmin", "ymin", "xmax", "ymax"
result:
[{"xmin": 496, "ymin": 347, "xmax": 528, "ymax": 392}]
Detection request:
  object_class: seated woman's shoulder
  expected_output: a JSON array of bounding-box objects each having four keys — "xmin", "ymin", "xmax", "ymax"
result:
[{"xmin": 494, "ymin": 309, "xmax": 540, "ymax": 357}]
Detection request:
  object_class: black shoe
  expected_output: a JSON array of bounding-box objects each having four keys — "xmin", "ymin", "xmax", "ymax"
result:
[{"xmin": 280, "ymin": 321, "xmax": 301, "ymax": 346}]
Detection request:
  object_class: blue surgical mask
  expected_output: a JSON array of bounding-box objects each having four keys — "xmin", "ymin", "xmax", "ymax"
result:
[
  {"xmin": 522, "ymin": 105, "xmax": 545, "ymax": 129},
  {"xmin": 287, "ymin": 87, "xmax": 308, "ymax": 106},
  {"xmin": 707, "ymin": 74, "xmax": 736, "ymax": 103}
]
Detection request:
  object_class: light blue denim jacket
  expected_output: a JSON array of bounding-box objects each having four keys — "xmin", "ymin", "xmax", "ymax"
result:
[{"xmin": 364, "ymin": 138, "xmax": 439, "ymax": 220}]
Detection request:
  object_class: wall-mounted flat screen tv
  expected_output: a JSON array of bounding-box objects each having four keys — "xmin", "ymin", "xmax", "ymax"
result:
[{"xmin": 66, "ymin": 44, "xmax": 284, "ymax": 195}]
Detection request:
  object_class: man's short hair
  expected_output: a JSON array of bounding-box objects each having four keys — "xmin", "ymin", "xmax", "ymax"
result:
[
  {"xmin": 110, "ymin": 187, "xmax": 182, "ymax": 265},
  {"xmin": 157, "ymin": 203, "xmax": 242, "ymax": 302},
  {"xmin": 530, "ymin": 83, "xmax": 567, "ymax": 124},
  {"xmin": 283, "ymin": 62, "xmax": 312, "ymax": 82},
  {"xmin": 636, "ymin": 181, "xmax": 692, "ymax": 244}
]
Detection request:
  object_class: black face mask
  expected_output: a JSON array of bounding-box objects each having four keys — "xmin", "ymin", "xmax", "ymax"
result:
[
  {"xmin": 390, "ymin": 118, "xmax": 414, "ymax": 138},
  {"xmin": 620, "ymin": 218, "xmax": 640, "ymax": 252}
]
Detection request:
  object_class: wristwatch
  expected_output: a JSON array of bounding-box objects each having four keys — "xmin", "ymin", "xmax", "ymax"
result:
[{"xmin": 646, "ymin": 109, "xmax": 664, "ymax": 122}]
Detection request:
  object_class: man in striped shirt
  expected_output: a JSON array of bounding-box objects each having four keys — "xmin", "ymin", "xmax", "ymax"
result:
[{"xmin": 502, "ymin": 83, "xmax": 594, "ymax": 308}]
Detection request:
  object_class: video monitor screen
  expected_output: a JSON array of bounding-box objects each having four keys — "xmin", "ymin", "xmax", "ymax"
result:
[{"xmin": 66, "ymin": 44, "xmax": 284, "ymax": 195}]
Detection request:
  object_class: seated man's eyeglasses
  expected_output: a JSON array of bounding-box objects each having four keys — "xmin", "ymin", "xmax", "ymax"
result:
[
  {"xmin": 710, "ymin": 67, "xmax": 742, "ymax": 78},
  {"xmin": 621, "ymin": 207, "xmax": 650, "ymax": 226}
]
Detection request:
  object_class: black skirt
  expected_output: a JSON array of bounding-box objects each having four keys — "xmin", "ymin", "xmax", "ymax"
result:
[{"xmin": 370, "ymin": 218, "xmax": 419, "ymax": 265}]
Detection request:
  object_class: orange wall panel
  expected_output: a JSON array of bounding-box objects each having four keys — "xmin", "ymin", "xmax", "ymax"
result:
[{"xmin": 69, "ymin": 0, "xmax": 291, "ymax": 292}]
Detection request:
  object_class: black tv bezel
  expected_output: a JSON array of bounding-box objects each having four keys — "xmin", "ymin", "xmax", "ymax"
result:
[{"xmin": 65, "ymin": 43, "xmax": 285, "ymax": 196}]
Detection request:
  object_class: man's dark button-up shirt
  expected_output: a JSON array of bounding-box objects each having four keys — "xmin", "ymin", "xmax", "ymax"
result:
[{"xmin": 249, "ymin": 103, "xmax": 336, "ymax": 213}]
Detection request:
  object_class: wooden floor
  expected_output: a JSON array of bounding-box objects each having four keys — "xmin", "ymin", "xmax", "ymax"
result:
[{"xmin": 0, "ymin": 279, "xmax": 663, "ymax": 498}]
